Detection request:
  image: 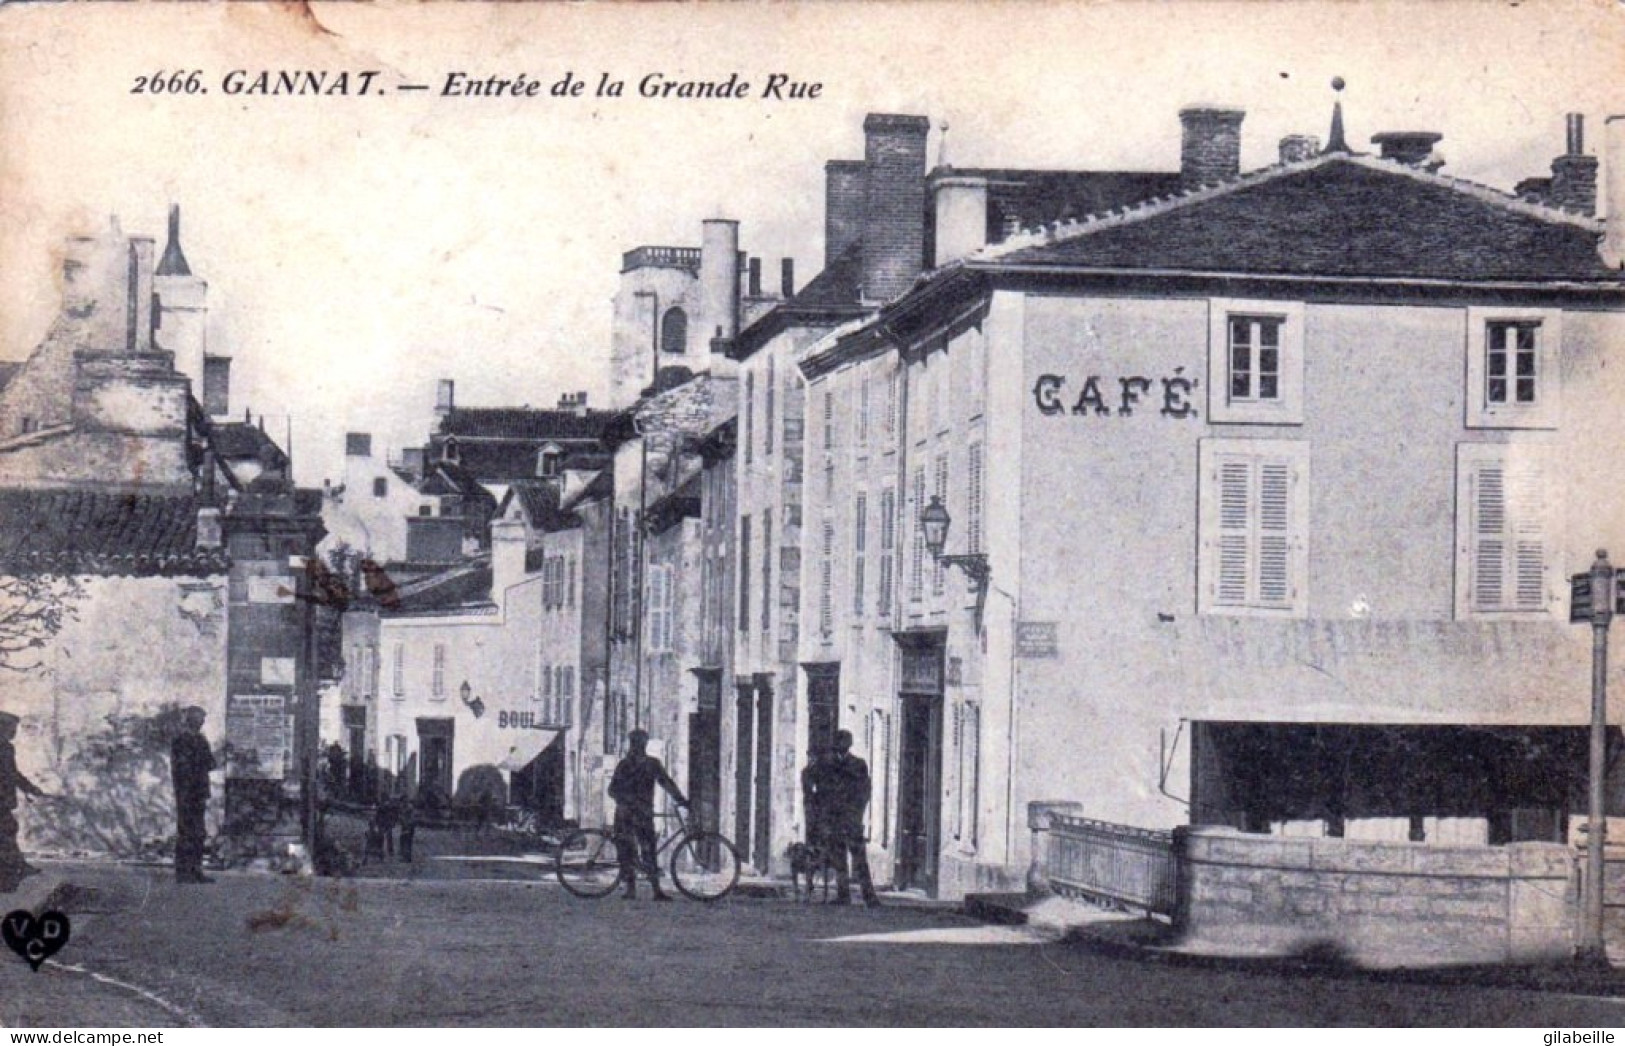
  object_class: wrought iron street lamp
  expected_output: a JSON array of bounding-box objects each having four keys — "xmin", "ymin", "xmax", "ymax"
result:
[
  {"xmin": 459, "ymin": 680, "xmax": 485, "ymax": 719},
  {"xmin": 920, "ymin": 495, "xmax": 990, "ymax": 591}
]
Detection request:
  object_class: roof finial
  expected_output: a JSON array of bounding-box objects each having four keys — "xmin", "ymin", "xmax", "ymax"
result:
[
  {"xmin": 1325, "ymin": 76, "xmax": 1350, "ymax": 154},
  {"xmin": 157, "ymin": 203, "xmax": 192, "ymax": 276}
]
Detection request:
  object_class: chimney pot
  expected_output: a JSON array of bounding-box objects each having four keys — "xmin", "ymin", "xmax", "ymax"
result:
[
  {"xmin": 1278, "ymin": 134, "xmax": 1321, "ymax": 165},
  {"xmin": 1179, "ymin": 106, "xmax": 1245, "ymax": 189},
  {"xmin": 1568, "ymin": 113, "xmax": 1586, "ymax": 156},
  {"xmin": 435, "ymin": 378, "xmax": 455, "ymax": 417},
  {"xmin": 748, "ymin": 257, "xmax": 762, "ymax": 297},
  {"xmin": 781, "ymin": 258, "xmax": 795, "ymax": 299},
  {"xmin": 1549, "ymin": 114, "xmax": 1599, "ymax": 216}
]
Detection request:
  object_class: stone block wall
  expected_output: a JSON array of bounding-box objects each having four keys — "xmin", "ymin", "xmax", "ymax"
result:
[{"xmin": 1177, "ymin": 826, "xmax": 1575, "ymax": 967}]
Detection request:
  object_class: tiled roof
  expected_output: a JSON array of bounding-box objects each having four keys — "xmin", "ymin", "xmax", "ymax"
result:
[
  {"xmin": 440, "ymin": 408, "xmax": 613, "ymax": 441},
  {"xmin": 385, "ymin": 558, "xmax": 494, "ymax": 614},
  {"xmin": 0, "ymin": 490, "xmax": 229, "ymax": 576},
  {"xmin": 210, "ymin": 422, "xmax": 289, "ymax": 468},
  {"xmin": 732, "ymin": 244, "xmax": 871, "ymax": 358},
  {"xmin": 505, "ymin": 480, "xmax": 580, "ymax": 532},
  {"xmin": 982, "ymin": 155, "xmax": 1621, "ymax": 284},
  {"xmin": 419, "ymin": 460, "xmax": 492, "ymax": 498},
  {"xmin": 960, "ymin": 167, "xmax": 1184, "ymax": 240}
]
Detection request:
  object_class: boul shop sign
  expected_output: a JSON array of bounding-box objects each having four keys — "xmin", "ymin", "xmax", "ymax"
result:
[{"xmin": 1032, "ymin": 371, "xmax": 1199, "ymax": 419}]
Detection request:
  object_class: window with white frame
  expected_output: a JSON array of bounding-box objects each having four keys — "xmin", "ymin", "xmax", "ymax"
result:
[
  {"xmin": 432, "ymin": 644, "xmax": 446, "ymax": 698},
  {"xmin": 1198, "ymin": 439, "xmax": 1310, "ymax": 616},
  {"xmin": 648, "ymin": 565, "xmax": 673, "ymax": 653},
  {"xmin": 1466, "ymin": 308, "xmax": 1562, "ymax": 429},
  {"xmin": 1207, "ymin": 299, "xmax": 1305, "ymax": 425},
  {"xmin": 1456, "ymin": 443, "xmax": 1557, "ymax": 617}
]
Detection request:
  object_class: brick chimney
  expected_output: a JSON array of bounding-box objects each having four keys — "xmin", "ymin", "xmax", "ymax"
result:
[
  {"xmin": 1549, "ymin": 114, "xmax": 1598, "ymax": 216},
  {"xmin": 860, "ymin": 114, "xmax": 930, "ymax": 302},
  {"xmin": 781, "ymin": 258, "xmax": 795, "ymax": 298},
  {"xmin": 1603, "ymin": 115, "xmax": 1625, "ymax": 268},
  {"xmin": 825, "ymin": 159, "xmax": 867, "ymax": 268},
  {"xmin": 1179, "ymin": 106, "xmax": 1245, "ymax": 189},
  {"xmin": 1278, "ymin": 135, "xmax": 1321, "ymax": 165}
]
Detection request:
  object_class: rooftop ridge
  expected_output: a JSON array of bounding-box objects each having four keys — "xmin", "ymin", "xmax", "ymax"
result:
[{"xmin": 968, "ymin": 151, "xmax": 1602, "ymax": 265}]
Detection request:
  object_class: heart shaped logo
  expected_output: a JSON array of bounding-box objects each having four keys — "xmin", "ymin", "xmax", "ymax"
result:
[{"xmin": 2, "ymin": 909, "xmax": 71, "ymax": 971}]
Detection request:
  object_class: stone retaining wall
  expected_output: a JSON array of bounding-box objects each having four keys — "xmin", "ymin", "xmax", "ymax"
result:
[{"xmin": 1177, "ymin": 826, "xmax": 1574, "ymax": 967}]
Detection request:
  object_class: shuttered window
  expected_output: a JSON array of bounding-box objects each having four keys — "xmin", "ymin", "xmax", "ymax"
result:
[
  {"xmin": 760, "ymin": 509, "xmax": 772, "ymax": 634},
  {"xmin": 878, "ymin": 488, "xmax": 896, "ymax": 616},
  {"xmin": 966, "ymin": 442, "xmax": 984, "ymax": 555},
  {"xmin": 909, "ymin": 467, "xmax": 926, "ymax": 602},
  {"xmin": 819, "ymin": 519, "xmax": 835, "ymax": 637},
  {"xmin": 932, "ymin": 454, "xmax": 949, "ymax": 596},
  {"xmin": 765, "ymin": 357, "xmax": 776, "ymax": 457},
  {"xmin": 1457, "ymin": 445, "xmax": 1555, "ymax": 617},
  {"xmin": 738, "ymin": 515, "xmax": 751, "ymax": 632},
  {"xmin": 1198, "ymin": 439, "xmax": 1309, "ymax": 616},
  {"xmin": 853, "ymin": 493, "xmax": 868, "ymax": 617}
]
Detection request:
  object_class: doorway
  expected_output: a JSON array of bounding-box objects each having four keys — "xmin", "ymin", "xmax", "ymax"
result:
[
  {"xmin": 804, "ymin": 664, "xmax": 840, "ymax": 759},
  {"xmin": 688, "ymin": 671, "xmax": 723, "ymax": 835},
  {"xmin": 894, "ymin": 638, "xmax": 944, "ymax": 895},
  {"xmin": 416, "ymin": 717, "xmax": 455, "ymax": 806}
]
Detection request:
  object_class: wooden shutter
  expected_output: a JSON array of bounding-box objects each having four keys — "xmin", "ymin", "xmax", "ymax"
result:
[
  {"xmin": 1465, "ymin": 452, "xmax": 1548, "ymax": 613},
  {"xmin": 1202, "ymin": 440, "xmax": 1307, "ymax": 614}
]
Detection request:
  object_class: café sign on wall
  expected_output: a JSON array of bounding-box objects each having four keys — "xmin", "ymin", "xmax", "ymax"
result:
[{"xmin": 1032, "ymin": 371, "xmax": 1199, "ymax": 419}]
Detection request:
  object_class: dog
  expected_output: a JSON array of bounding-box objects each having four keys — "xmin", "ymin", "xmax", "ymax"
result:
[{"xmin": 786, "ymin": 840, "xmax": 838, "ymax": 903}]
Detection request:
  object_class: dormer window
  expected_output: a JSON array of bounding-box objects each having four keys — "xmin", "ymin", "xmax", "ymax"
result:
[
  {"xmin": 538, "ymin": 444, "xmax": 562, "ymax": 478},
  {"xmin": 443, "ymin": 438, "xmax": 460, "ymax": 463}
]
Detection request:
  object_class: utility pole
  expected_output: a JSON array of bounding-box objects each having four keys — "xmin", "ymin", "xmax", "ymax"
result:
[{"xmin": 1573, "ymin": 549, "xmax": 1613, "ymax": 964}]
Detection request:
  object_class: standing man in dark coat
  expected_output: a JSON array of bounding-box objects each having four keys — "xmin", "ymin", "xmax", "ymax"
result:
[
  {"xmin": 0, "ymin": 711, "xmax": 48, "ymax": 892},
  {"xmin": 824, "ymin": 729, "xmax": 880, "ymax": 908},
  {"xmin": 170, "ymin": 706, "xmax": 215, "ymax": 884},
  {"xmin": 608, "ymin": 729, "xmax": 688, "ymax": 900}
]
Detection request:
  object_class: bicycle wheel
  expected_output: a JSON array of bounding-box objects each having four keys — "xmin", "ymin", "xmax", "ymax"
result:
[
  {"xmin": 556, "ymin": 828, "xmax": 624, "ymax": 898},
  {"xmin": 669, "ymin": 832, "xmax": 741, "ymax": 902}
]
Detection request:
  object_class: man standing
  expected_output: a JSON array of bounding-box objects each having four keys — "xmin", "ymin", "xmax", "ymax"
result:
[
  {"xmin": 0, "ymin": 711, "xmax": 48, "ymax": 893},
  {"xmin": 608, "ymin": 729, "xmax": 687, "ymax": 901},
  {"xmin": 170, "ymin": 706, "xmax": 215, "ymax": 884},
  {"xmin": 823, "ymin": 729, "xmax": 880, "ymax": 908}
]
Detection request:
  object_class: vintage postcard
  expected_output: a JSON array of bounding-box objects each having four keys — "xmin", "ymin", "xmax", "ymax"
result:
[{"xmin": 2, "ymin": 0, "xmax": 1625, "ymax": 1030}]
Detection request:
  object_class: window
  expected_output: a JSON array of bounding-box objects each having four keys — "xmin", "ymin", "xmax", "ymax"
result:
[
  {"xmin": 878, "ymin": 488, "xmax": 896, "ymax": 615},
  {"xmin": 886, "ymin": 371, "xmax": 899, "ymax": 437},
  {"xmin": 419, "ymin": 505, "xmax": 433, "ymax": 517},
  {"xmin": 542, "ymin": 661, "xmax": 554, "ymax": 699},
  {"xmin": 858, "ymin": 376, "xmax": 871, "ymax": 447},
  {"xmin": 760, "ymin": 509, "xmax": 772, "ymax": 633},
  {"xmin": 1456, "ymin": 444, "xmax": 1557, "ymax": 618},
  {"xmin": 373, "ymin": 477, "xmax": 388, "ymax": 498},
  {"xmin": 853, "ymin": 493, "xmax": 868, "ymax": 617},
  {"xmin": 744, "ymin": 372, "xmax": 755, "ymax": 466},
  {"xmin": 1197, "ymin": 439, "xmax": 1310, "ymax": 616},
  {"xmin": 820, "ymin": 519, "xmax": 835, "ymax": 637},
  {"xmin": 432, "ymin": 644, "xmax": 446, "ymax": 698},
  {"xmin": 909, "ymin": 467, "xmax": 926, "ymax": 603},
  {"xmin": 966, "ymin": 442, "xmax": 984, "ymax": 555},
  {"xmin": 661, "ymin": 307, "xmax": 688, "ymax": 355},
  {"xmin": 738, "ymin": 515, "xmax": 752, "ymax": 632},
  {"xmin": 823, "ymin": 389, "xmax": 834, "ymax": 450},
  {"xmin": 1207, "ymin": 299, "xmax": 1304, "ymax": 424},
  {"xmin": 931, "ymin": 454, "xmax": 949, "ymax": 596},
  {"xmin": 392, "ymin": 644, "xmax": 404, "ymax": 698},
  {"xmin": 1466, "ymin": 308, "xmax": 1561, "ymax": 429},
  {"xmin": 538, "ymin": 448, "xmax": 561, "ymax": 477},
  {"xmin": 566, "ymin": 555, "xmax": 576, "ymax": 609},
  {"xmin": 765, "ymin": 357, "xmax": 775, "ymax": 457},
  {"xmin": 648, "ymin": 565, "xmax": 673, "ymax": 652}
]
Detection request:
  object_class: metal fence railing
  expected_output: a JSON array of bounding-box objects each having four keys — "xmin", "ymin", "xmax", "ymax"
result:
[{"xmin": 1032, "ymin": 805, "xmax": 1178, "ymax": 916}]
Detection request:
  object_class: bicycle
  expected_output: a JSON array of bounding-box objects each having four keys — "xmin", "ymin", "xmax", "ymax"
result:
[{"xmin": 555, "ymin": 804, "xmax": 741, "ymax": 902}]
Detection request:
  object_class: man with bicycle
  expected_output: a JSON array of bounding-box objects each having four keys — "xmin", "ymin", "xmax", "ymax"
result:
[{"xmin": 609, "ymin": 729, "xmax": 689, "ymax": 901}]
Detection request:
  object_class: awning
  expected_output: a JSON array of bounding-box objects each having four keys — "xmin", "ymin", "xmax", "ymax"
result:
[{"xmin": 497, "ymin": 728, "xmax": 560, "ymax": 772}]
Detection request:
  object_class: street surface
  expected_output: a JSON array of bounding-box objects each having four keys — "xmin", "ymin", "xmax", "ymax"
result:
[{"xmin": 4, "ymin": 861, "xmax": 1625, "ymax": 1027}]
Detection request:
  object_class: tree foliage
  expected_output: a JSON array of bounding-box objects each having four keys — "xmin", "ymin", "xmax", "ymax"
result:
[{"xmin": 0, "ymin": 574, "xmax": 85, "ymax": 673}]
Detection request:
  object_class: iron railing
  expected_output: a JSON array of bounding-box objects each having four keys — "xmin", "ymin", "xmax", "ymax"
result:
[{"xmin": 1032, "ymin": 806, "xmax": 1178, "ymax": 916}]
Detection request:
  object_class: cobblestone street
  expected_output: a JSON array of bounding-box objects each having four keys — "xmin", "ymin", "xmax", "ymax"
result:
[{"xmin": 4, "ymin": 862, "xmax": 1625, "ymax": 1027}]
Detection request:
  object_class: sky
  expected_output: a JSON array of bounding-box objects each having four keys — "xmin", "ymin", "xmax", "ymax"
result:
[{"xmin": 1, "ymin": 0, "xmax": 1622, "ymax": 485}]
